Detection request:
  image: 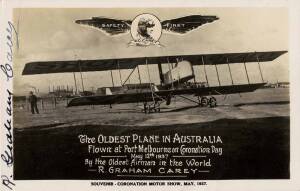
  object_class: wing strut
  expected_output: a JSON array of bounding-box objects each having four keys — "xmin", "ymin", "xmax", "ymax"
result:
[
  {"xmin": 146, "ymin": 58, "xmax": 152, "ymax": 89},
  {"xmin": 110, "ymin": 70, "xmax": 115, "ymax": 87},
  {"xmin": 145, "ymin": 57, "xmax": 156, "ymax": 103},
  {"xmin": 117, "ymin": 60, "xmax": 123, "ymax": 86},
  {"xmin": 227, "ymin": 58, "xmax": 234, "ymax": 85},
  {"xmin": 243, "ymin": 62, "xmax": 250, "ymax": 84},
  {"xmin": 137, "ymin": 65, "xmax": 142, "ymax": 85},
  {"xmin": 167, "ymin": 57, "xmax": 174, "ymax": 89},
  {"xmin": 256, "ymin": 54, "xmax": 264, "ymax": 83},
  {"xmin": 78, "ymin": 60, "xmax": 85, "ymax": 92},
  {"xmin": 157, "ymin": 62, "xmax": 164, "ymax": 85},
  {"xmin": 201, "ymin": 56, "xmax": 209, "ymax": 87},
  {"xmin": 73, "ymin": 72, "xmax": 78, "ymax": 95},
  {"xmin": 215, "ymin": 64, "xmax": 221, "ymax": 86},
  {"xmin": 122, "ymin": 67, "xmax": 136, "ymax": 86}
]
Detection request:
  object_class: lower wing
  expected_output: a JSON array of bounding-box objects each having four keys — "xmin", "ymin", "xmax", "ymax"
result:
[{"xmin": 67, "ymin": 83, "xmax": 265, "ymax": 107}]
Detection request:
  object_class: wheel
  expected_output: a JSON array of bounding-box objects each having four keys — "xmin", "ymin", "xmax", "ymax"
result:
[
  {"xmin": 154, "ymin": 102, "xmax": 161, "ymax": 113},
  {"xmin": 200, "ymin": 97, "xmax": 209, "ymax": 107},
  {"xmin": 143, "ymin": 104, "xmax": 147, "ymax": 113},
  {"xmin": 153, "ymin": 107, "xmax": 161, "ymax": 113},
  {"xmin": 150, "ymin": 105, "xmax": 156, "ymax": 113},
  {"xmin": 197, "ymin": 96, "xmax": 201, "ymax": 106},
  {"xmin": 166, "ymin": 95, "xmax": 171, "ymax": 105},
  {"xmin": 209, "ymin": 97, "xmax": 217, "ymax": 108}
]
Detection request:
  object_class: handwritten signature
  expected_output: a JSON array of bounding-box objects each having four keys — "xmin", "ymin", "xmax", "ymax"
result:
[
  {"xmin": 1, "ymin": 21, "xmax": 18, "ymax": 81},
  {"xmin": 1, "ymin": 21, "xmax": 17, "ymax": 190},
  {"xmin": 1, "ymin": 90, "xmax": 13, "ymax": 167},
  {"xmin": 1, "ymin": 90, "xmax": 14, "ymax": 190}
]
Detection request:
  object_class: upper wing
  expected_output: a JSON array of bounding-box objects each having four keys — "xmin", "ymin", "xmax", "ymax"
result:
[
  {"xmin": 75, "ymin": 17, "xmax": 132, "ymax": 36},
  {"xmin": 161, "ymin": 15, "xmax": 219, "ymax": 34},
  {"xmin": 22, "ymin": 51, "xmax": 287, "ymax": 75}
]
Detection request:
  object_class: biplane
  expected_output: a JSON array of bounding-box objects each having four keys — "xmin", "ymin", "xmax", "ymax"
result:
[{"xmin": 22, "ymin": 51, "xmax": 287, "ymax": 113}]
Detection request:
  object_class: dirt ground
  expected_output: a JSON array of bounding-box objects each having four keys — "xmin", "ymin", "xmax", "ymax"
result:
[{"xmin": 13, "ymin": 88, "xmax": 289, "ymax": 128}]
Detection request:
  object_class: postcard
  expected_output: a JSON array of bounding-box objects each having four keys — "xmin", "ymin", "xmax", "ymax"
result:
[{"xmin": 1, "ymin": 0, "xmax": 300, "ymax": 191}]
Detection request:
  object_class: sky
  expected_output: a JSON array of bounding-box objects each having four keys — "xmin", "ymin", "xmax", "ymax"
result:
[{"xmin": 13, "ymin": 8, "xmax": 288, "ymax": 95}]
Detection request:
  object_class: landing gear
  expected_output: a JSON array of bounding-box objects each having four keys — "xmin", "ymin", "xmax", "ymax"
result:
[
  {"xmin": 209, "ymin": 97, "xmax": 217, "ymax": 108},
  {"xmin": 199, "ymin": 96, "xmax": 217, "ymax": 108},
  {"xmin": 200, "ymin": 97, "xmax": 209, "ymax": 107},
  {"xmin": 143, "ymin": 102, "xmax": 161, "ymax": 114}
]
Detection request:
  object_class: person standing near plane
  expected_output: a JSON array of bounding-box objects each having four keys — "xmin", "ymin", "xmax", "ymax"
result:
[{"xmin": 28, "ymin": 91, "xmax": 39, "ymax": 114}]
